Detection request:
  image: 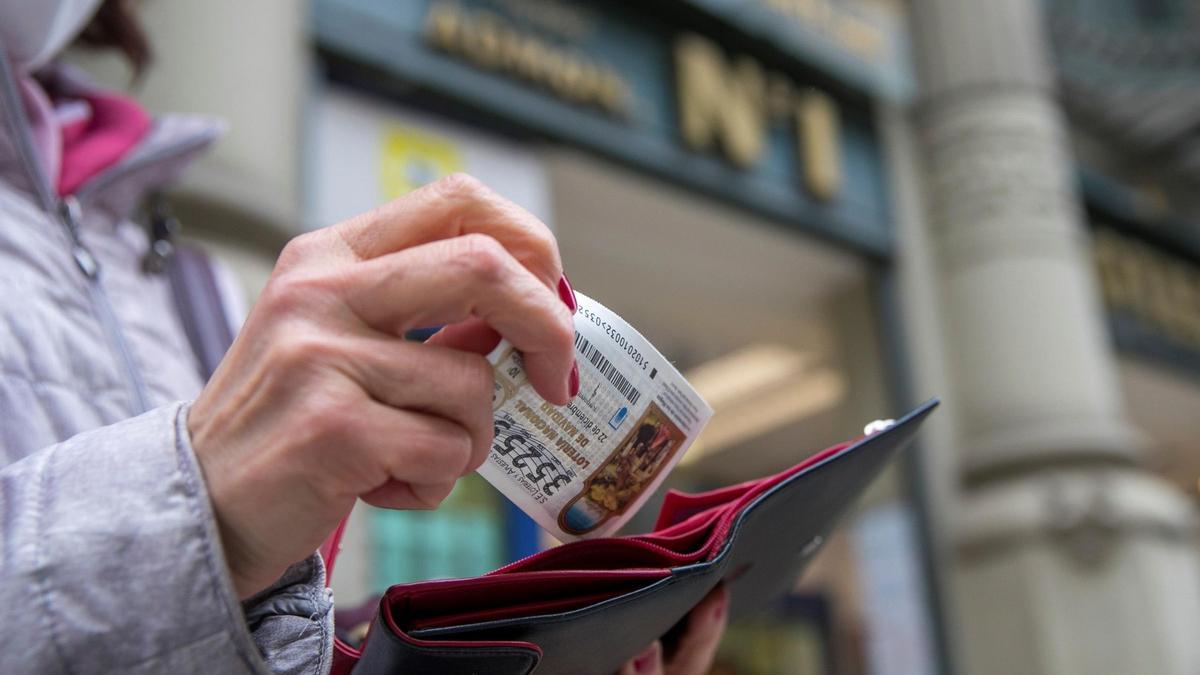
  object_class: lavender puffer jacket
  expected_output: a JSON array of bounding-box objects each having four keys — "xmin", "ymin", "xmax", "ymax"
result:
[{"xmin": 0, "ymin": 56, "xmax": 333, "ymax": 674}]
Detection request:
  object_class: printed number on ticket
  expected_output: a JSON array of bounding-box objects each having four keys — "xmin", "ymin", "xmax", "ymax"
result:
[{"xmin": 480, "ymin": 291, "xmax": 713, "ymax": 541}]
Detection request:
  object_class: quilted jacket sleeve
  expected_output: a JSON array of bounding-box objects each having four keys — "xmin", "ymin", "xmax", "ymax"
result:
[{"xmin": 0, "ymin": 402, "xmax": 334, "ymax": 674}]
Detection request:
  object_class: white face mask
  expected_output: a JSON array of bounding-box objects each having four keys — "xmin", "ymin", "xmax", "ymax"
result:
[{"xmin": 0, "ymin": 0, "xmax": 104, "ymax": 72}]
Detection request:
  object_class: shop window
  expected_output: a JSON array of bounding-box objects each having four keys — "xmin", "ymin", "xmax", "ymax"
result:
[{"xmin": 368, "ymin": 474, "xmax": 506, "ymax": 589}]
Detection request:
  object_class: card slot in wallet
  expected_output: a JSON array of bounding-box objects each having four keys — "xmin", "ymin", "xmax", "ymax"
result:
[
  {"xmin": 494, "ymin": 505, "xmax": 729, "ymax": 573},
  {"xmin": 652, "ymin": 481, "xmax": 760, "ymax": 531},
  {"xmin": 633, "ymin": 509, "xmax": 725, "ymax": 553},
  {"xmin": 633, "ymin": 440, "xmax": 854, "ymax": 560},
  {"xmin": 403, "ymin": 588, "xmax": 646, "ymax": 631},
  {"xmin": 492, "ymin": 536, "xmax": 702, "ymax": 573},
  {"xmin": 385, "ymin": 569, "xmax": 671, "ymax": 632}
]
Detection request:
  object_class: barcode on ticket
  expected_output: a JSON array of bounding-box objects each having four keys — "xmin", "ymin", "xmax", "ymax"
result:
[{"xmin": 574, "ymin": 333, "xmax": 642, "ymax": 406}]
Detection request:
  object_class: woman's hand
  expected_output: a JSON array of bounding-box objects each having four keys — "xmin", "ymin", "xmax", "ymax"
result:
[
  {"xmin": 188, "ymin": 174, "xmax": 578, "ymax": 599},
  {"xmin": 619, "ymin": 586, "xmax": 729, "ymax": 675}
]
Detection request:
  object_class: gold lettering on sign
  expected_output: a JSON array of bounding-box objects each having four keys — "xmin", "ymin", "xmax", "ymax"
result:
[
  {"xmin": 796, "ymin": 89, "xmax": 840, "ymax": 201},
  {"xmin": 1093, "ymin": 228, "xmax": 1200, "ymax": 349},
  {"xmin": 675, "ymin": 33, "xmax": 842, "ymax": 201},
  {"xmin": 425, "ymin": 1, "xmax": 631, "ymax": 117},
  {"xmin": 675, "ymin": 35, "xmax": 766, "ymax": 168}
]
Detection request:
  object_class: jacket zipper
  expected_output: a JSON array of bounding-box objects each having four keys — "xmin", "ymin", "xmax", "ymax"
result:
[
  {"xmin": 60, "ymin": 133, "xmax": 219, "ymax": 413},
  {"xmin": 60, "ymin": 195, "xmax": 151, "ymax": 413},
  {"xmin": 0, "ymin": 49, "xmax": 156, "ymax": 415}
]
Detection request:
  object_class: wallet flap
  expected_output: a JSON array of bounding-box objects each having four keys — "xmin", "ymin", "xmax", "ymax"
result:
[{"xmin": 710, "ymin": 400, "xmax": 938, "ymax": 616}]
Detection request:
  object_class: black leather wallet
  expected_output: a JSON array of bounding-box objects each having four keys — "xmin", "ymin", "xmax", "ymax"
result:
[{"xmin": 330, "ymin": 399, "xmax": 938, "ymax": 675}]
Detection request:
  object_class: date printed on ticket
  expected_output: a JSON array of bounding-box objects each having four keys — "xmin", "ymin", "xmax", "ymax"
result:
[{"xmin": 480, "ymin": 291, "xmax": 713, "ymax": 541}]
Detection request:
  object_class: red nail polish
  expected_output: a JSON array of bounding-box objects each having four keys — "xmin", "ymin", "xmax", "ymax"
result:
[
  {"xmin": 558, "ymin": 274, "xmax": 578, "ymax": 314},
  {"xmin": 633, "ymin": 643, "xmax": 660, "ymax": 673},
  {"xmin": 568, "ymin": 362, "xmax": 580, "ymax": 398},
  {"xmin": 713, "ymin": 596, "xmax": 728, "ymax": 620}
]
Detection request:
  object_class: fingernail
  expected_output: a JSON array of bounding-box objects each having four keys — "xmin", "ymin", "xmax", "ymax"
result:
[
  {"xmin": 713, "ymin": 595, "xmax": 728, "ymax": 620},
  {"xmin": 568, "ymin": 361, "xmax": 580, "ymax": 398},
  {"xmin": 558, "ymin": 274, "xmax": 578, "ymax": 314},
  {"xmin": 633, "ymin": 642, "xmax": 660, "ymax": 673}
]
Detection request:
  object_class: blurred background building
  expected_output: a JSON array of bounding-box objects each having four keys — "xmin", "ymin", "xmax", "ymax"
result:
[{"xmin": 70, "ymin": 1, "xmax": 1200, "ymax": 673}]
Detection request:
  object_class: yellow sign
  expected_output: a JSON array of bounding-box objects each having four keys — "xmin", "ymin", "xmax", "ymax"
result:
[
  {"xmin": 675, "ymin": 33, "xmax": 842, "ymax": 201},
  {"xmin": 379, "ymin": 125, "xmax": 465, "ymax": 200}
]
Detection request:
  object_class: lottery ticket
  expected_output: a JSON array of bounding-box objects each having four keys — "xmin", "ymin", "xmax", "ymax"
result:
[{"xmin": 480, "ymin": 291, "xmax": 713, "ymax": 541}]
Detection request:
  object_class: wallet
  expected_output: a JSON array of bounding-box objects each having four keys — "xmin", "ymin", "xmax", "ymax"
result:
[{"xmin": 327, "ymin": 399, "xmax": 938, "ymax": 675}]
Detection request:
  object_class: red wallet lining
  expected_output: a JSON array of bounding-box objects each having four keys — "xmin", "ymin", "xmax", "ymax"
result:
[
  {"xmin": 491, "ymin": 536, "xmax": 704, "ymax": 573},
  {"xmin": 695, "ymin": 441, "xmax": 852, "ymax": 560},
  {"xmin": 650, "ymin": 480, "xmax": 760, "ymax": 531},
  {"xmin": 637, "ymin": 508, "xmax": 724, "ymax": 549}
]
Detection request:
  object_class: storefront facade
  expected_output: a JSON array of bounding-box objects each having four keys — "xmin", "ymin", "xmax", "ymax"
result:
[{"xmin": 65, "ymin": 0, "xmax": 1200, "ymax": 673}]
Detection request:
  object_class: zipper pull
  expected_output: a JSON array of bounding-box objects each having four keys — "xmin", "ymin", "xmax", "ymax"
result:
[
  {"xmin": 59, "ymin": 195, "xmax": 100, "ymax": 279},
  {"xmin": 142, "ymin": 193, "xmax": 179, "ymax": 274}
]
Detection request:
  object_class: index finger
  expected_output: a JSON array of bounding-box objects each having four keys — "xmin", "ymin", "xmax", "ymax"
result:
[
  {"xmin": 341, "ymin": 234, "xmax": 577, "ymax": 404},
  {"xmin": 333, "ymin": 173, "xmax": 563, "ymax": 288}
]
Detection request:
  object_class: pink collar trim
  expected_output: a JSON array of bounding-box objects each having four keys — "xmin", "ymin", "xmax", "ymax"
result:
[{"xmin": 56, "ymin": 89, "xmax": 152, "ymax": 196}]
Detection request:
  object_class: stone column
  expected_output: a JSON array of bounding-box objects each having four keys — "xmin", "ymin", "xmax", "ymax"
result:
[{"xmin": 907, "ymin": 0, "xmax": 1200, "ymax": 673}]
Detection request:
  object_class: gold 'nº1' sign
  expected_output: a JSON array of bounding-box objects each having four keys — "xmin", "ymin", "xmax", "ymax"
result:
[
  {"xmin": 675, "ymin": 34, "xmax": 841, "ymax": 202},
  {"xmin": 422, "ymin": 2, "xmax": 843, "ymax": 203}
]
